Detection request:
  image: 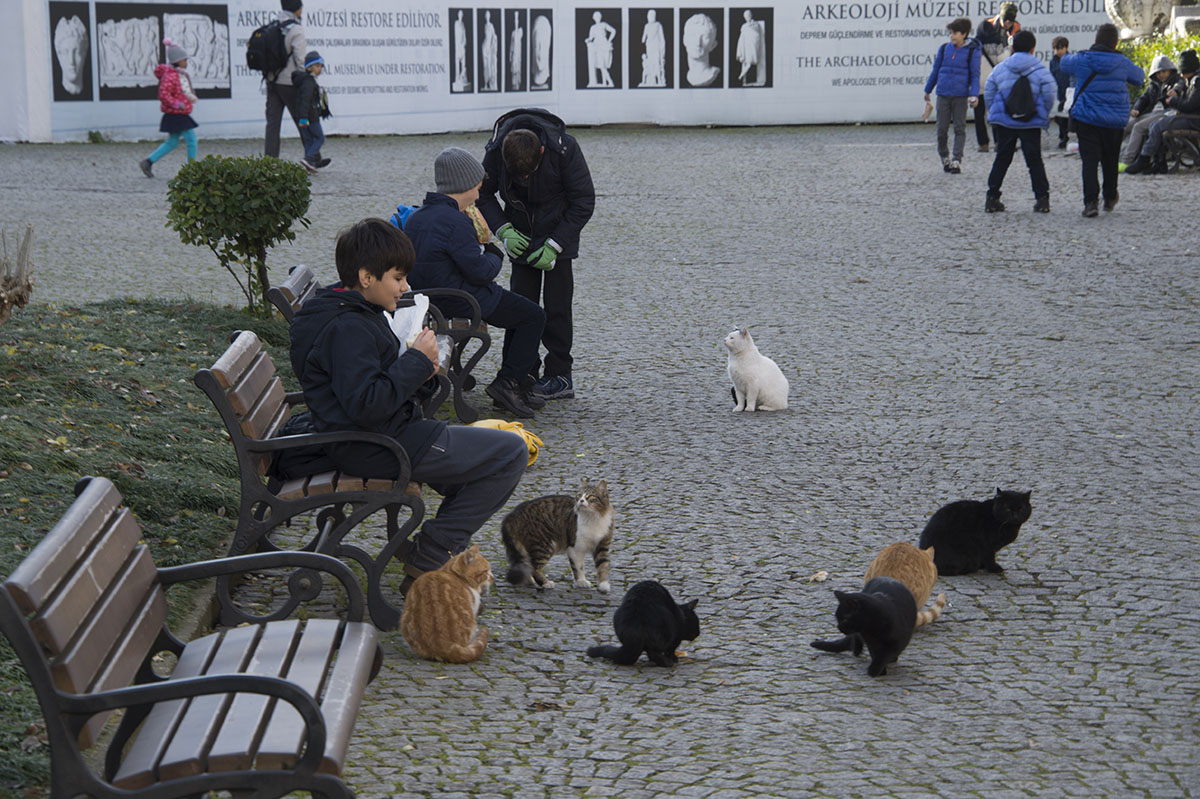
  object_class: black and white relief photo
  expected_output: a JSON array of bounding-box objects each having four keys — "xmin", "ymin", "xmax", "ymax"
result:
[
  {"xmin": 504, "ymin": 9, "xmax": 528, "ymax": 92},
  {"xmin": 629, "ymin": 7, "xmax": 672, "ymax": 89},
  {"xmin": 450, "ymin": 8, "xmax": 475, "ymax": 92},
  {"xmin": 163, "ymin": 4, "xmax": 231, "ymax": 97},
  {"xmin": 477, "ymin": 8, "xmax": 501, "ymax": 93},
  {"xmin": 95, "ymin": 3, "xmax": 161, "ymax": 100},
  {"xmin": 679, "ymin": 7, "xmax": 724, "ymax": 88},
  {"xmin": 529, "ymin": 9, "xmax": 553, "ymax": 91},
  {"xmin": 575, "ymin": 8, "xmax": 619, "ymax": 90},
  {"xmin": 729, "ymin": 7, "xmax": 771, "ymax": 87},
  {"xmin": 49, "ymin": 1, "xmax": 93, "ymax": 101}
]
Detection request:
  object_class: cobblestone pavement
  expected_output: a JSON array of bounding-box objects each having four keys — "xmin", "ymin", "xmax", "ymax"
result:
[{"xmin": 3, "ymin": 126, "xmax": 1198, "ymax": 797}]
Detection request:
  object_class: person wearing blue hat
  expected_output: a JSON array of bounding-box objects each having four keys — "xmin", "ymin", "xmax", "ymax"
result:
[{"xmin": 293, "ymin": 50, "xmax": 331, "ymax": 171}]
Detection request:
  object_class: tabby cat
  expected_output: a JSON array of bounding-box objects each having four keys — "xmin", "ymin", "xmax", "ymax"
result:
[
  {"xmin": 501, "ymin": 479, "xmax": 614, "ymax": 592},
  {"xmin": 810, "ymin": 577, "xmax": 917, "ymax": 677},
  {"xmin": 400, "ymin": 545, "xmax": 494, "ymax": 664},
  {"xmin": 587, "ymin": 580, "xmax": 700, "ymax": 667},
  {"xmin": 918, "ymin": 488, "xmax": 1032, "ymax": 575},
  {"xmin": 863, "ymin": 542, "xmax": 947, "ymax": 627}
]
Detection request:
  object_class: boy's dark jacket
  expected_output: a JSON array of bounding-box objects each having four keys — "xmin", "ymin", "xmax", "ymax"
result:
[
  {"xmin": 404, "ymin": 192, "xmax": 504, "ymax": 316},
  {"xmin": 289, "ymin": 284, "xmax": 443, "ymax": 475},
  {"xmin": 291, "ymin": 68, "xmax": 330, "ymax": 120},
  {"xmin": 476, "ymin": 108, "xmax": 595, "ymax": 260},
  {"xmin": 1165, "ymin": 71, "xmax": 1200, "ymax": 114}
]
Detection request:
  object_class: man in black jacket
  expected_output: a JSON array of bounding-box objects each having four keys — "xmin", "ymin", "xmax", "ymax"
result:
[
  {"xmin": 477, "ymin": 108, "xmax": 595, "ymax": 400},
  {"xmin": 1127, "ymin": 49, "xmax": 1200, "ymax": 174},
  {"xmin": 974, "ymin": 2, "xmax": 1019, "ymax": 152},
  {"xmin": 289, "ymin": 218, "xmax": 528, "ymax": 583}
]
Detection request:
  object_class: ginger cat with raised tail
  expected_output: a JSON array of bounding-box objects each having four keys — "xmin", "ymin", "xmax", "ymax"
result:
[
  {"xmin": 401, "ymin": 545, "xmax": 494, "ymax": 664},
  {"xmin": 863, "ymin": 542, "xmax": 947, "ymax": 628}
]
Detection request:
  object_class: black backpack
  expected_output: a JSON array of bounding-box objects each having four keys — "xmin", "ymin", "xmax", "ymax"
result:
[
  {"xmin": 1006, "ymin": 73, "xmax": 1037, "ymax": 121},
  {"xmin": 246, "ymin": 18, "xmax": 296, "ymax": 75}
]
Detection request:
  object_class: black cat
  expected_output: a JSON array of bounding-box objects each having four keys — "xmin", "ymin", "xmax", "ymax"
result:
[
  {"xmin": 918, "ymin": 488, "xmax": 1032, "ymax": 575},
  {"xmin": 810, "ymin": 577, "xmax": 917, "ymax": 677},
  {"xmin": 586, "ymin": 580, "xmax": 699, "ymax": 667}
]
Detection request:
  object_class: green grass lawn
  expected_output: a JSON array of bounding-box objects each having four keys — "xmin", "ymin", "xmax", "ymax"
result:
[{"xmin": 0, "ymin": 299, "xmax": 289, "ymax": 795}]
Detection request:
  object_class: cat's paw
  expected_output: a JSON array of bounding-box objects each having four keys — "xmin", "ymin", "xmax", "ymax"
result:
[
  {"xmin": 540, "ymin": 579, "xmax": 556, "ymax": 589},
  {"xmin": 574, "ymin": 577, "xmax": 592, "ymax": 589},
  {"xmin": 598, "ymin": 580, "xmax": 611, "ymax": 593}
]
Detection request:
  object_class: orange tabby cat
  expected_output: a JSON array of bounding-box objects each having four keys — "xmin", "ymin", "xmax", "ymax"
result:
[
  {"xmin": 400, "ymin": 545, "xmax": 494, "ymax": 663},
  {"xmin": 862, "ymin": 542, "xmax": 946, "ymax": 628}
]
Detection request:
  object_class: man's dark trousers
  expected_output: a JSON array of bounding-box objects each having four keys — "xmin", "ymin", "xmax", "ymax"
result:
[
  {"xmin": 265, "ymin": 82, "xmax": 301, "ymax": 158},
  {"xmin": 511, "ymin": 258, "xmax": 573, "ymax": 380},
  {"xmin": 987, "ymin": 124, "xmax": 1049, "ymax": 199},
  {"xmin": 1074, "ymin": 120, "xmax": 1123, "ymax": 205}
]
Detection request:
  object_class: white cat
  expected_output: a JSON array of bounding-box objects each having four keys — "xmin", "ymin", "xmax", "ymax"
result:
[{"xmin": 723, "ymin": 328, "xmax": 789, "ymax": 412}]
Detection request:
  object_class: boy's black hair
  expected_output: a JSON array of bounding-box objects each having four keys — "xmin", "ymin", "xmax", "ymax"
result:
[
  {"xmin": 1052, "ymin": 36, "xmax": 1069, "ymax": 50},
  {"xmin": 947, "ymin": 18, "xmax": 971, "ymax": 35},
  {"xmin": 502, "ymin": 129, "xmax": 542, "ymax": 177},
  {"xmin": 334, "ymin": 218, "xmax": 414, "ymax": 287},
  {"xmin": 1094, "ymin": 23, "xmax": 1119, "ymax": 49},
  {"xmin": 1012, "ymin": 29, "xmax": 1036, "ymax": 54}
]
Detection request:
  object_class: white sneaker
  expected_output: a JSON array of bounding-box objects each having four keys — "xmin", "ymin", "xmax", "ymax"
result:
[{"xmin": 1066, "ymin": 141, "xmax": 1079, "ymax": 155}]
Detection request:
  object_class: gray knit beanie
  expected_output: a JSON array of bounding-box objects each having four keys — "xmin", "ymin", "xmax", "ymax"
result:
[
  {"xmin": 164, "ymin": 37, "xmax": 188, "ymax": 65},
  {"xmin": 434, "ymin": 147, "xmax": 485, "ymax": 194}
]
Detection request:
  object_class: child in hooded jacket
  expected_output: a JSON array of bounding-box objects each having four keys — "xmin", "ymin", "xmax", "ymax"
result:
[
  {"xmin": 139, "ymin": 38, "xmax": 198, "ymax": 178},
  {"xmin": 1119, "ymin": 54, "xmax": 1181, "ymax": 169}
]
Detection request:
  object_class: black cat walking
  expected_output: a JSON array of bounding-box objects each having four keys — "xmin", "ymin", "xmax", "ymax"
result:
[
  {"xmin": 587, "ymin": 580, "xmax": 699, "ymax": 667},
  {"xmin": 811, "ymin": 577, "xmax": 917, "ymax": 677},
  {"xmin": 918, "ymin": 488, "xmax": 1032, "ymax": 575}
]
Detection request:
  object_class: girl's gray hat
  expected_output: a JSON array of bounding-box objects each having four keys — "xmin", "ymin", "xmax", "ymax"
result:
[
  {"xmin": 434, "ymin": 147, "xmax": 485, "ymax": 194},
  {"xmin": 164, "ymin": 37, "xmax": 188, "ymax": 64}
]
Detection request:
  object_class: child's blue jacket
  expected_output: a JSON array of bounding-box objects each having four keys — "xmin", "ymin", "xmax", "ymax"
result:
[
  {"xmin": 924, "ymin": 38, "xmax": 982, "ymax": 98},
  {"xmin": 984, "ymin": 52, "xmax": 1058, "ymax": 129},
  {"xmin": 1060, "ymin": 46, "xmax": 1145, "ymax": 129}
]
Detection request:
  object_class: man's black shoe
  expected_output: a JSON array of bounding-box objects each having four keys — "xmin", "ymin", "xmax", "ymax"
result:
[
  {"xmin": 486, "ymin": 376, "xmax": 535, "ymax": 418},
  {"xmin": 1082, "ymin": 201, "xmax": 1099, "ymax": 218},
  {"xmin": 1103, "ymin": 193, "xmax": 1119, "ymax": 212},
  {"xmin": 1124, "ymin": 155, "xmax": 1151, "ymax": 174},
  {"xmin": 984, "ymin": 195, "xmax": 1005, "ymax": 213},
  {"xmin": 1034, "ymin": 195, "xmax": 1050, "ymax": 213},
  {"xmin": 519, "ymin": 375, "xmax": 546, "ymax": 409}
]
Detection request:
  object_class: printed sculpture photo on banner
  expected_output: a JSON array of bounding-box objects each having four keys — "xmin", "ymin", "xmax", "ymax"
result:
[
  {"xmin": 736, "ymin": 9, "xmax": 767, "ymax": 86},
  {"xmin": 585, "ymin": 10, "xmax": 617, "ymax": 88},
  {"xmin": 53, "ymin": 12, "xmax": 90, "ymax": 97},
  {"xmin": 480, "ymin": 9, "xmax": 498, "ymax": 91},
  {"xmin": 509, "ymin": 10, "xmax": 523, "ymax": 90},
  {"xmin": 531, "ymin": 13, "xmax": 552, "ymax": 89},
  {"xmin": 682, "ymin": 12, "xmax": 720, "ymax": 87},
  {"xmin": 640, "ymin": 9, "xmax": 667, "ymax": 87}
]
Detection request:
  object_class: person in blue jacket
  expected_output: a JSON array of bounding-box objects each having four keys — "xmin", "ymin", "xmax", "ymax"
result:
[
  {"xmin": 288, "ymin": 218, "xmax": 529, "ymax": 587},
  {"xmin": 983, "ymin": 29, "xmax": 1058, "ymax": 213},
  {"xmin": 404, "ymin": 146, "xmax": 547, "ymax": 419},
  {"xmin": 1060, "ymin": 23, "xmax": 1144, "ymax": 216},
  {"xmin": 923, "ymin": 18, "xmax": 982, "ymax": 173}
]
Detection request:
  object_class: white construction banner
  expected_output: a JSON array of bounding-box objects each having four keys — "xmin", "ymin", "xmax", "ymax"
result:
[{"xmin": 5, "ymin": 0, "xmax": 1110, "ymax": 141}]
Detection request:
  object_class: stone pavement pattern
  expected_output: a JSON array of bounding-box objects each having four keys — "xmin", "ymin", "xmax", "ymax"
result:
[{"xmin": 2, "ymin": 126, "xmax": 1198, "ymax": 797}]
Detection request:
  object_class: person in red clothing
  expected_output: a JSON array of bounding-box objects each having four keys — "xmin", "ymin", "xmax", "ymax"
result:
[{"xmin": 139, "ymin": 38, "xmax": 198, "ymax": 178}]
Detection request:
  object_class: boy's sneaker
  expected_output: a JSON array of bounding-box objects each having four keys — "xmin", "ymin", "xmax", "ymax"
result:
[
  {"xmin": 948, "ymin": 160, "xmax": 961, "ymax": 174},
  {"xmin": 486, "ymin": 376, "xmax": 536, "ymax": 418},
  {"xmin": 139, "ymin": 158, "xmax": 153, "ymax": 178},
  {"xmin": 1117, "ymin": 161, "xmax": 1129, "ymax": 173},
  {"xmin": 315, "ymin": 157, "xmax": 331, "ymax": 168},
  {"xmin": 1082, "ymin": 201, "xmax": 1099, "ymax": 218},
  {"xmin": 1034, "ymin": 195, "xmax": 1050, "ymax": 213},
  {"xmin": 942, "ymin": 156, "xmax": 952, "ymax": 173},
  {"xmin": 984, "ymin": 195, "xmax": 1005, "ymax": 213},
  {"xmin": 532, "ymin": 375, "xmax": 574, "ymax": 400},
  {"xmin": 978, "ymin": 143, "xmax": 990, "ymax": 153},
  {"xmin": 1103, "ymin": 193, "xmax": 1119, "ymax": 212},
  {"xmin": 298, "ymin": 158, "xmax": 318, "ymax": 173}
]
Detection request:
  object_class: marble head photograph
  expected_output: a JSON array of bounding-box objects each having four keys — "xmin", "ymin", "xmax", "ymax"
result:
[
  {"xmin": 50, "ymin": 1, "xmax": 94, "ymax": 101},
  {"xmin": 680, "ymin": 7, "xmax": 724, "ymax": 88}
]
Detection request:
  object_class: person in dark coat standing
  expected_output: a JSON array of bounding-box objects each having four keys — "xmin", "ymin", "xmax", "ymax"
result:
[
  {"xmin": 1060, "ymin": 24, "xmax": 1144, "ymax": 215},
  {"xmin": 477, "ymin": 108, "xmax": 596, "ymax": 401},
  {"xmin": 264, "ymin": 0, "xmax": 306, "ymax": 158},
  {"xmin": 973, "ymin": 2, "xmax": 1020, "ymax": 152}
]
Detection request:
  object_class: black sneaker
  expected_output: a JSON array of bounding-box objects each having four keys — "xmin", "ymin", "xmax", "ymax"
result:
[
  {"xmin": 1082, "ymin": 201, "xmax": 1099, "ymax": 218},
  {"xmin": 942, "ymin": 157, "xmax": 952, "ymax": 173},
  {"xmin": 486, "ymin": 376, "xmax": 535, "ymax": 418},
  {"xmin": 139, "ymin": 158, "xmax": 153, "ymax": 178},
  {"xmin": 984, "ymin": 195, "xmax": 1006, "ymax": 213},
  {"xmin": 948, "ymin": 160, "xmax": 961, "ymax": 174},
  {"xmin": 298, "ymin": 158, "xmax": 318, "ymax": 174},
  {"xmin": 1124, "ymin": 155, "xmax": 1151, "ymax": 175},
  {"xmin": 1103, "ymin": 194, "xmax": 1119, "ymax": 212},
  {"xmin": 518, "ymin": 375, "xmax": 546, "ymax": 409},
  {"xmin": 1034, "ymin": 195, "xmax": 1050, "ymax": 213},
  {"xmin": 316, "ymin": 157, "xmax": 331, "ymax": 168}
]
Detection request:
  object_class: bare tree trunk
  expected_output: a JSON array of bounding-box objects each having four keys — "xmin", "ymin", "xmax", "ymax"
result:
[{"xmin": 0, "ymin": 225, "xmax": 35, "ymax": 325}]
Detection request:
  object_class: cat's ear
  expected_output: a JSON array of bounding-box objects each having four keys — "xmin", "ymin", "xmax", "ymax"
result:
[
  {"xmin": 740, "ymin": 326, "xmax": 748, "ymax": 336},
  {"xmin": 682, "ymin": 598, "xmax": 698, "ymax": 611},
  {"xmin": 596, "ymin": 479, "xmax": 608, "ymax": 495},
  {"xmin": 995, "ymin": 487, "xmax": 1003, "ymax": 497},
  {"xmin": 833, "ymin": 590, "xmax": 848, "ymax": 601},
  {"xmin": 1022, "ymin": 490, "xmax": 1032, "ymax": 501},
  {"xmin": 923, "ymin": 546, "xmax": 935, "ymax": 560}
]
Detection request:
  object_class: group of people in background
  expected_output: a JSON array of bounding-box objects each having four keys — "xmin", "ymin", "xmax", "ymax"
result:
[{"xmin": 924, "ymin": 1, "xmax": 1198, "ymax": 217}]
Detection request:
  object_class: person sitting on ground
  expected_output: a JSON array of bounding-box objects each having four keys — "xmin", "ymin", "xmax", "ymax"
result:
[
  {"xmin": 403, "ymin": 147, "xmax": 548, "ymax": 419},
  {"xmin": 923, "ymin": 17, "xmax": 981, "ymax": 174},
  {"xmin": 1126, "ymin": 49, "xmax": 1200, "ymax": 174},
  {"xmin": 288, "ymin": 218, "xmax": 530, "ymax": 589}
]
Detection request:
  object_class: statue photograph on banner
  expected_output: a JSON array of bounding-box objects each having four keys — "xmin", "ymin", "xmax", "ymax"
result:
[
  {"xmin": 730, "ymin": 7, "xmax": 770, "ymax": 88},
  {"xmin": 450, "ymin": 8, "xmax": 474, "ymax": 92},
  {"xmin": 478, "ymin": 8, "xmax": 500, "ymax": 92},
  {"xmin": 505, "ymin": 9, "xmax": 527, "ymax": 92},
  {"xmin": 631, "ymin": 7, "xmax": 673, "ymax": 89},
  {"xmin": 49, "ymin": 1, "xmax": 94, "ymax": 101},
  {"xmin": 680, "ymin": 7, "xmax": 723, "ymax": 88},
  {"xmin": 576, "ymin": 8, "xmax": 620, "ymax": 89},
  {"xmin": 530, "ymin": 9, "xmax": 553, "ymax": 91}
]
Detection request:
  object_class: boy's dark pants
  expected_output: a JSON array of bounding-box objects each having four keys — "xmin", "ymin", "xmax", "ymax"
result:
[
  {"xmin": 511, "ymin": 258, "xmax": 574, "ymax": 380},
  {"xmin": 987, "ymin": 125, "xmax": 1049, "ymax": 199},
  {"xmin": 1056, "ymin": 116, "xmax": 1070, "ymax": 144},
  {"xmin": 974, "ymin": 94, "xmax": 991, "ymax": 146},
  {"xmin": 489, "ymin": 290, "xmax": 546, "ymax": 382},
  {"xmin": 1074, "ymin": 120, "xmax": 1123, "ymax": 205}
]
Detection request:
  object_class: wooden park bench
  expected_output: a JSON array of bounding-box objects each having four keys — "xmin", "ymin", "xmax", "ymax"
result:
[
  {"xmin": 0, "ymin": 475, "xmax": 382, "ymax": 799},
  {"xmin": 1163, "ymin": 117, "xmax": 1200, "ymax": 173},
  {"xmin": 268, "ymin": 264, "xmax": 491, "ymax": 423},
  {"xmin": 194, "ymin": 329, "xmax": 424, "ymax": 630}
]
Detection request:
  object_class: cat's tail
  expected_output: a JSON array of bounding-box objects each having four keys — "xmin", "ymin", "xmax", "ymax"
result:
[
  {"xmin": 586, "ymin": 643, "xmax": 641, "ymax": 665},
  {"xmin": 915, "ymin": 592, "xmax": 947, "ymax": 628},
  {"xmin": 504, "ymin": 538, "xmax": 534, "ymax": 586},
  {"xmin": 810, "ymin": 635, "xmax": 857, "ymax": 653},
  {"xmin": 438, "ymin": 628, "xmax": 490, "ymax": 664}
]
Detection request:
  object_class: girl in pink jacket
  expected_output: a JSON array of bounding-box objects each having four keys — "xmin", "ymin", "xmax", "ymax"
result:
[{"xmin": 139, "ymin": 38, "xmax": 198, "ymax": 178}]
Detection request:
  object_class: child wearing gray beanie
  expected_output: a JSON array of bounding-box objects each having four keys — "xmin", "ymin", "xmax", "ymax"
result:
[
  {"xmin": 139, "ymin": 38, "xmax": 199, "ymax": 178},
  {"xmin": 435, "ymin": 147, "xmax": 487, "ymax": 194}
]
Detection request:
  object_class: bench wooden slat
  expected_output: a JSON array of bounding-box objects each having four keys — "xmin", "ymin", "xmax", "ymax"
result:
[
  {"xmin": 4, "ymin": 480, "xmax": 123, "ymax": 614},
  {"xmin": 32, "ymin": 510, "xmax": 143, "ymax": 655},
  {"xmin": 209, "ymin": 331, "xmax": 262, "ymax": 391},
  {"xmin": 255, "ymin": 619, "xmax": 340, "ymax": 771},
  {"xmin": 156, "ymin": 625, "xmax": 260, "ymax": 781},
  {"xmin": 112, "ymin": 634, "xmax": 222, "ymax": 790},
  {"xmin": 313, "ymin": 621, "xmax": 379, "ymax": 775},
  {"xmin": 206, "ymin": 621, "xmax": 300, "ymax": 773},
  {"xmin": 305, "ymin": 472, "xmax": 337, "ymax": 496},
  {"xmin": 225, "ymin": 351, "xmax": 277, "ymax": 417},
  {"xmin": 79, "ymin": 584, "xmax": 168, "ymax": 749},
  {"xmin": 50, "ymin": 546, "xmax": 157, "ymax": 693},
  {"xmin": 240, "ymin": 378, "xmax": 288, "ymax": 441}
]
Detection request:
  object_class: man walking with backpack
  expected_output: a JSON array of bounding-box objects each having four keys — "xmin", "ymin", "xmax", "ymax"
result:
[
  {"xmin": 983, "ymin": 29, "xmax": 1057, "ymax": 213},
  {"xmin": 260, "ymin": 0, "xmax": 306, "ymax": 158}
]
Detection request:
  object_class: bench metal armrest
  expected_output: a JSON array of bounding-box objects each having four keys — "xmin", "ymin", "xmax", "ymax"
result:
[
  {"xmin": 408, "ymin": 288, "xmax": 483, "ymax": 329},
  {"xmin": 244, "ymin": 429, "xmax": 413, "ymax": 480},
  {"xmin": 157, "ymin": 551, "xmax": 367, "ymax": 621},
  {"xmin": 58, "ymin": 673, "xmax": 328, "ymax": 774}
]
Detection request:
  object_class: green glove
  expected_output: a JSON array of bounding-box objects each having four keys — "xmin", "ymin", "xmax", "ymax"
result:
[
  {"xmin": 496, "ymin": 223, "xmax": 530, "ymax": 258},
  {"xmin": 526, "ymin": 242, "xmax": 558, "ymax": 271}
]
